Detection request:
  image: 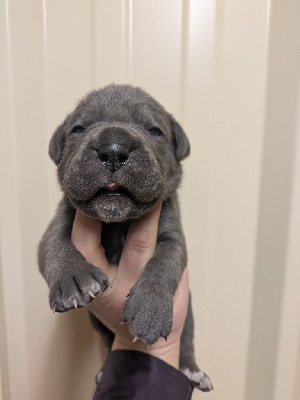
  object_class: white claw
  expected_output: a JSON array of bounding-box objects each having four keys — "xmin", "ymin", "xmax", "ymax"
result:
[
  {"xmin": 52, "ymin": 305, "xmax": 56, "ymax": 314},
  {"xmin": 120, "ymin": 321, "xmax": 124, "ymax": 325},
  {"xmin": 88, "ymin": 290, "xmax": 95, "ymax": 299},
  {"xmin": 133, "ymin": 336, "xmax": 139, "ymax": 343},
  {"xmin": 147, "ymin": 345, "xmax": 151, "ymax": 350},
  {"xmin": 73, "ymin": 299, "xmax": 78, "ymax": 309}
]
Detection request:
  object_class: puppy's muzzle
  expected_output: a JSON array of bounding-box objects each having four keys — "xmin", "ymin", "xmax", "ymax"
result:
[
  {"xmin": 92, "ymin": 126, "xmax": 137, "ymax": 173},
  {"xmin": 96, "ymin": 143, "xmax": 132, "ymax": 173}
]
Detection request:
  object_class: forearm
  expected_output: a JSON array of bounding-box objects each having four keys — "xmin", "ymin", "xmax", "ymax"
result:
[{"xmin": 112, "ymin": 266, "xmax": 190, "ymax": 370}]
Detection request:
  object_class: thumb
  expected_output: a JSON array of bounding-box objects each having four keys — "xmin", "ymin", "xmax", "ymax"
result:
[
  {"xmin": 117, "ymin": 203, "xmax": 162, "ymax": 286},
  {"xmin": 72, "ymin": 210, "xmax": 109, "ymax": 271}
]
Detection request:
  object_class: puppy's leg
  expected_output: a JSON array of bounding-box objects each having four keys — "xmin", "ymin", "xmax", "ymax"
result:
[
  {"xmin": 122, "ymin": 197, "xmax": 185, "ymax": 344},
  {"xmin": 38, "ymin": 198, "xmax": 109, "ymax": 312},
  {"xmin": 180, "ymin": 294, "xmax": 213, "ymax": 392}
]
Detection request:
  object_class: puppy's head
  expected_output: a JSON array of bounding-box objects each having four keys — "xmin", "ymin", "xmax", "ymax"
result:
[{"xmin": 49, "ymin": 84, "xmax": 190, "ymax": 222}]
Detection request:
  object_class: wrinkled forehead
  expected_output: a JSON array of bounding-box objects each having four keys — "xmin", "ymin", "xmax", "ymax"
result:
[{"xmin": 71, "ymin": 87, "xmax": 170, "ymax": 131}]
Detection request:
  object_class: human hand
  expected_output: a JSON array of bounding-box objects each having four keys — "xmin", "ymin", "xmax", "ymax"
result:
[{"xmin": 71, "ymin": 204, "xmax": 189, "ymax": 369}]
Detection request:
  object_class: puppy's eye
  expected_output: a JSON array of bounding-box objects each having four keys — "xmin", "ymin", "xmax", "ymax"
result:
[
  {"xmin": 149, "ymin": 127, "xmax": 163, "ymax": 137},
  {"xmin": 71, "ymin": 125, "xmax": 85, "ymax": 134}
]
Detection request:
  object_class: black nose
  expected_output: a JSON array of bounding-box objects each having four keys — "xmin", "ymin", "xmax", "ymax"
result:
[{"xmin": 97, "ymin": 144, "xmax": 131, "ymax": 173}]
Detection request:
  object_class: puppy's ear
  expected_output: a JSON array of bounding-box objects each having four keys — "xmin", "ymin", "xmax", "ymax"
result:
[
  {"xmin": 170, "ymin": 115, "xmax": 190, "ymax": 161},
  {"xmin": 49, "ymin": 123, "xmax": 65, "ymax": 165}
]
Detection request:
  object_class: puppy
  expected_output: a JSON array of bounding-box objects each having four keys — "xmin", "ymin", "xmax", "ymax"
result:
[{"xmin": 38, "ymin": 84, "xmax": 212, "ymax": 391}]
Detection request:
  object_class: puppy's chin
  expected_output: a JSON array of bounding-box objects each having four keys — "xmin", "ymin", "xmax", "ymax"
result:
[{"xmin": 70, "ymin": 194, "xmax": 158, "ymax": 223}]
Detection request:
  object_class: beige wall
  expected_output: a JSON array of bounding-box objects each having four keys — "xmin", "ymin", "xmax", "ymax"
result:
[{"xmin": 1, "ymin": 1, "xmax": 300, "ymax": 399}]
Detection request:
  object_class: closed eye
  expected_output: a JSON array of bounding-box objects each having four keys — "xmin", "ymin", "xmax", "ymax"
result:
[
  {"xmin": 149, "ymin": 127, "xmax": 163, "ymax": 137},
  {"xmin": 71, "ymin": 125, "xmax": 85, "ymax": 134}
]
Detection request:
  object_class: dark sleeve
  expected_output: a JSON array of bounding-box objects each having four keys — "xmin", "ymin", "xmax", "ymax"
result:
[{"xmin": 93, "ymin": 350, "xmax": 194, "ymax": 400}]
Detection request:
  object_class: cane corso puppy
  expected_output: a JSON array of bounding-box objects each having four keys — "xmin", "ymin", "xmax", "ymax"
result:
[{"xmin": 38, "ymin": 84, "xmax": 212, "ymax": 391}]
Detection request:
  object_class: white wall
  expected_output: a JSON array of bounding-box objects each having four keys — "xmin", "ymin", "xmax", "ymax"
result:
[{"xmin": 0, "ymin": 1, "xmax": 299, "ymax": 399}]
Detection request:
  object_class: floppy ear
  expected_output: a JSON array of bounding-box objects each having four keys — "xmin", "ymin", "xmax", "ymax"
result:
[
  {"xmin": 169, "ymin": 115, "xmax": 190, "ymax": 161},
  {"xmin": 49, "ymin": 123, "xmax": 65, "ymax": 165}
]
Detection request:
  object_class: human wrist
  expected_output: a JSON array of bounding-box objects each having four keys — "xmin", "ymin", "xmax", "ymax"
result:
[{"xmin": 111, "ymin": 336, "xmax": 180, "ymax": 369}]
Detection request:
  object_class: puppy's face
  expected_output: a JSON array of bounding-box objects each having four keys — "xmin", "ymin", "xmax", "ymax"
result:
[{"xmin": 50, "ymin": 85, "xmax": 190, "ymax": 222}]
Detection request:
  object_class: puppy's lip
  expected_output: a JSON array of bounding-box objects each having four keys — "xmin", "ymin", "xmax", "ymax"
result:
[
  {"xmin": 93, "ymin": 183, "xmax": 134, "ymax": 199},
  {"xmin": 104, "ymin": 183, "xmax": 122, "ymax": 192}
]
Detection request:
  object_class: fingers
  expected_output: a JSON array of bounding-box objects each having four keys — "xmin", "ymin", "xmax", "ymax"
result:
[
  {"xmin": 72, "ymin": 204, "xmax": 161, "ymax": 288},
  {"xmin": 72, "ymin": 210, "xmax": 109, "ymax": 271},
  {"xmin": 118, "ymin": 203, "xmax": 162, "ymax": 285},
  {"xmin": 72, "ymin": 210, "xmax": 102, "ymax": 248}
]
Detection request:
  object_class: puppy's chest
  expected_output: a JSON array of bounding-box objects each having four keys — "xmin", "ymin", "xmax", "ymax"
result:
[{"xmin": 101, "ymin": 222, "xmax": 130, "ymax": 264}]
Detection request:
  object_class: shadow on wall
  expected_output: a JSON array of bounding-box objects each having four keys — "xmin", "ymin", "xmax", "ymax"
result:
[
  {"xmin": 245, "ymin": 2, "xmax": 300, "ymax": 400},
  {"xmin": 55, "ymin": 309, "xmax": 106, "ymax": 400}
]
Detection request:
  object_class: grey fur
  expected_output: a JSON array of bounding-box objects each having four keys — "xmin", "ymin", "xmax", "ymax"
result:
[{"xmin": 38, "ymin": 84, "xmax": 212, "ymax": 391}]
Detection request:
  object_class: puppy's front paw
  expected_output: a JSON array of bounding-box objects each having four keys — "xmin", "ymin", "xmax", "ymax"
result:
[
  {"xmin": 49, "ymin": 265, "xmax": 109, "ymax": 312},
  {"xmin": 122, "ymin": 283, "xmax": 173, "ymax": 345}
]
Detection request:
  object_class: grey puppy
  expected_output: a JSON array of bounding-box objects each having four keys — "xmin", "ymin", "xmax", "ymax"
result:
[{"xmin": 38, "ymin": 84, "xmax": 213, "ymax": 392}]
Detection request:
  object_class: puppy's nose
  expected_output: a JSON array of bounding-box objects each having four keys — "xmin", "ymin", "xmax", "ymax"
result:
[{"xmin": 97, "ymin": 144, "xmax": 131, "ymax": 173}]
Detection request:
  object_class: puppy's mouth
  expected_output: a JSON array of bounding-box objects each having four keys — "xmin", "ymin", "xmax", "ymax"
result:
[{"xmin": 92, "ymin": 183, "xmax": 134, "ymax": 200}]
